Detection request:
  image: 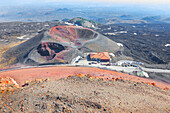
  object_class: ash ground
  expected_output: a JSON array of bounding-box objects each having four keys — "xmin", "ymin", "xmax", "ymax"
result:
[
  {"xmin": 96, "ymin": 24, "xmax": 170, "ymax": 65},
  {"xmin": 0, "ymin": 75, "xmax": 169, "ymax": 113},
  {"xmin": 0, "ymin": 22, "xmax": 60, "ymax": 43}
]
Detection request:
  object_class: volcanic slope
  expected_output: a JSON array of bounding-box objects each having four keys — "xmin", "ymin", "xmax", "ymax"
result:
[
  {"xmin": 0, "ymin": 75, "xmax": 169, "ymax": 113},
  {"xmin": 1, "ymin": 26, "xmax": 120, "ymax": 66}
]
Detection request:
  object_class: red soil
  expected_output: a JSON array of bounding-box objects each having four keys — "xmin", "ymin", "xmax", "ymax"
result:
[
  {"xmin": 0, "ymin": 66, "xmax": 169, "ymax": 89},
  {"xmin": 49, "ymin": 26, "xmax": 79, "ymax": 42}
]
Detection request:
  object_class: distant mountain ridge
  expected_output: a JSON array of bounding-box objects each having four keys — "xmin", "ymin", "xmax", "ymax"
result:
[{"xmin": 67, "ymin": 17, "xmax": 99, "ymax": 28}]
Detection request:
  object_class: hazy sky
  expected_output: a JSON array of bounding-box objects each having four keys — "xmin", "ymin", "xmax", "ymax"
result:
[
  {"xmin": 45, "ymin": 0, "xmax": 170, "ymax": 4},
  {"xmin": 1, "ymin": 0, "xmax": 170, "ymax": 5}
]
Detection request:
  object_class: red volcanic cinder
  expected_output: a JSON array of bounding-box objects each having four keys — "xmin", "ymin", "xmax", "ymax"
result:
[{"xmin": 0, "ymin": 66, "xmax": 169, "ymax": 89}]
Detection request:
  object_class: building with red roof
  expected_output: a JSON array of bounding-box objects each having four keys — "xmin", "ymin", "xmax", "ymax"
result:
[{"xmin": 90, "ymin": 52, "xmax": 110, "ymax": 62}]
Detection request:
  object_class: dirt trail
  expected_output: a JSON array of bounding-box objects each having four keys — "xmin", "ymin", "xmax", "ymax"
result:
[{"xmin": 0, "ymin": 66, "xmax": 169, "ymax": 89}]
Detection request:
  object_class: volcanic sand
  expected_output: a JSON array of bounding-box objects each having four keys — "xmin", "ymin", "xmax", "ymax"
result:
[{"xmin": 0, "ymin": 66, "xmax": 169, "ymax": 89}]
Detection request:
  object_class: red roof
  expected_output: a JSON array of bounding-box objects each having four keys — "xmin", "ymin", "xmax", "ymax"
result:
[{"xmin": 90, "ymin": 52, "xmax": 110, "ymax": 60}]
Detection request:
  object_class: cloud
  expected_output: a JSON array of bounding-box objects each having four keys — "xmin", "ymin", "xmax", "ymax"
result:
[{"xmin": 45, "ymin": 0, "xmax": 170, "ymax": 4}]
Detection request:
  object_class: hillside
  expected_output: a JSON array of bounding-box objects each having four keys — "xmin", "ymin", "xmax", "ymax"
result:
[
  {"xmin": 0, "ymin": 74, "xmax": 169, "ymax": 112},
  {"xmin": 96, "ymin": 24, "xmax": 170, "ymax": 65},
  {"xmin": 67, "ymin": 17, "xmax": 99, "ymax": 28}
]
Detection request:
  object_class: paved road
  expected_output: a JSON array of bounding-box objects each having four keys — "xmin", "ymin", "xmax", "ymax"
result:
[{"xmin": 142, "ymin": 67, "xmax": 170, "ymax": 73}]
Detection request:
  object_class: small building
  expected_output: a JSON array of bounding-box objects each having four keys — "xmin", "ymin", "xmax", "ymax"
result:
[{"xmin": 90, "ymin": 52, "xmax": 110, "ymax": 62}]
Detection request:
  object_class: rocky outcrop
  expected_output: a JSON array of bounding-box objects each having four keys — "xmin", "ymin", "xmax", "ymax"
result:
[{"xmin": 0, "ymin": 77, "xmax": 19, "ymax": 93}]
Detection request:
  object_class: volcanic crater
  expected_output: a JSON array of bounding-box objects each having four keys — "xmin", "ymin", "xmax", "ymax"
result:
[{"xmin": 2, "ymin": 26, "xmax": 120, "ymax": 66}]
